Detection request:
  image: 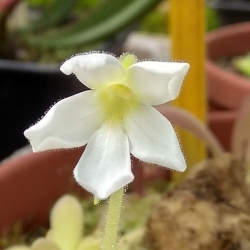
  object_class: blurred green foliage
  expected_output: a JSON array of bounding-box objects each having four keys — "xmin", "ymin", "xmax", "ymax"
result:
[
  {"xmin": 139, "ymin": 5, "xmax": 221, "ymax": 34},
  {"xmin": 27, "ymin": 0, "xmax": 100, "ymax": 9},
  {"xmin": 206, "ymin": 7, "xmax": 220, "ymax": 31},
  {"xmin": 140, "ymin": 8, "xmax": 167, "ymax": 34},
  {"xmin": 26, "ymin": 0, "xmax": 220, "ymax": 35},
  {"xmin": 233, "ymin": 52, "xmax": 250, "ymax": 78}
]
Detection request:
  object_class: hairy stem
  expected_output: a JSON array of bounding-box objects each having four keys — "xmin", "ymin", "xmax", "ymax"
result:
[{"xmin": 102, "ymin": 187, "xmax": 124, "ymax": 249}]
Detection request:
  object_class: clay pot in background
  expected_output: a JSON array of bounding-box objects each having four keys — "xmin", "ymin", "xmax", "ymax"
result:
[
  {"xmin": 0, "ymin": 146, "xmax": 168, "ymax": 235},
  {"xmin": 206, "ymin": 22, "xmax": 250, "ymax": 110},
  {"xmin": 0, "ymin": 148, "xmax": 85, "ymax": 233},
  {"xmin": 208, "ymin": 101, "xmax": 238, "ymax": 152}
]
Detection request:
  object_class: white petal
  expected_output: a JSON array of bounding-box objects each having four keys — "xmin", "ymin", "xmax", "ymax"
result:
[
  {"xmin": 60, "ymin": 53, "xmax": 125, "ymax": 89},
  {"xmin": 24, "ymin": 91, "xmax": 104, "ymax": 152},
  {"xmin": 49, "ymin": 195, "xmax": 84, "ymax": 250},
  {"xmin": 74, "ymin": 123, "xmax": 133, "ymax": 200},
  {"xmin": 125, "ymin": 61, "xmax": 189, "ymax": 105},
  {"xmin": 124, "ymin": 105, "xmax": 186, "ymax": 172}
]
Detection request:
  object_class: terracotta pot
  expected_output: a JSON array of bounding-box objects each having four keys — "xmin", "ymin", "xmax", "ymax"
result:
[
  {"xmin": 0, "ymin": 148, "xmax": 86, "ymax": 233},
  {"xmin": 0, "ymin": 147, "xmax": 168, "ymax": 236},
  {"xmin": 206, "ymin": 22, "xmax": 250, "ymax": 110},
  {"xmin": 208, "ymin": 101, "xmax": 238, "ymax": 151}
]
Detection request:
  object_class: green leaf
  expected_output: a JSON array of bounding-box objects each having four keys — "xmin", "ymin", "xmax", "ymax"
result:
[
  {"xmin": 48, "ymin": 195, "xmax": 84, "ymax": 250},
  {"xmin": 26, "ymin": 0, "xmax": 162, "ymax": 48},
  {"xmin": 23, "ymin": 0, "xmax": 79, "ymax": 32},
  {"xmin": 31, "ymin": 238, "xmax": 60, "ymax": 250},
  {"xmin": 5, "ymin": 246, "xmax": 30, "ymax": 250}
]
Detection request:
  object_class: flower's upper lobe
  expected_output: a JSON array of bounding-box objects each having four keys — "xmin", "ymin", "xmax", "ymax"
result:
[{"xmin": 24, "ymin": 52, "xmax": 189, "ymax": 199}]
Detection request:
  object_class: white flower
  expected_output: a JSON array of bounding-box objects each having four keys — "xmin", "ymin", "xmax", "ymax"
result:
[{"xmin": 24, "ymin": 52, "xmax": 189, "ymax": 200}]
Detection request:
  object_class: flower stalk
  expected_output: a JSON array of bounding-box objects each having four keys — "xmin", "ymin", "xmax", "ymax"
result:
[{"xmin": 102, "ymin": 187, "xmax": 124, "ymax": 250}]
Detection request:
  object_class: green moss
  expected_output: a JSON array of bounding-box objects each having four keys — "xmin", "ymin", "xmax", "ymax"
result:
[
  {"xmin": 0, "ymin": 222, "xmax": 47, "ymax": 250},
  {"xmin": 80, "ymin": 199, "xmax": 102, "ymax": 235},
  {"xmin": 121, "ymin": 193, "xmax": 160, "ymax": 234}
]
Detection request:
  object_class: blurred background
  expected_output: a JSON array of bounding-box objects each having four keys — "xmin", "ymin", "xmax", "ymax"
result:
[
  {"xmin": 1, "ymin": 2, "xmax": 250, "ymax": 249},
  {"xmin": 0, "ymin": 0, "xmax": 250, "ymax": 162}
]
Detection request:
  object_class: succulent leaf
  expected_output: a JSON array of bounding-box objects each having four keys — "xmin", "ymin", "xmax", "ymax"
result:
[
  {"xmin": 26, "ymin": 0, "xmax": 162, "ymax": 48},
  {"xmin": 49, "ymin": 195, "xmax": 84, "ymax": 250},
  {"xmin": 30, "ymin": 238, "xmax": 60, "ymax": 250},
  {"xmin": 23, "ymin": 0, "xmax": 79, "ymax": 32}
]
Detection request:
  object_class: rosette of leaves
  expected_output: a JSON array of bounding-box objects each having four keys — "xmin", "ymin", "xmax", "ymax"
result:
[{"xmin": 0, "ymin": 0, "xmax": 162, "ymax": 63}]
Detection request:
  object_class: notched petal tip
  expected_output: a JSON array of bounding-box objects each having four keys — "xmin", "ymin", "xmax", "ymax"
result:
[
  {"xmin": 178, "ymin": 62, "xmax": 190, "ymax": 71},
  {"xmin": 59, "ymin": 53, "xmax": 125, "ymax": 89},
  {"xmin": 173, "ymin": 160, "xmax": 187, "ymax": 172},
  {"xmin": 125, "ymin": 105, "xmax": 187, "ymax": 172},
  {"xmin": 23, "ymin": 128, "xmax": 30, "ymax": 139},
  {"xmin": 73, "ymin": 164, "xmax": 134, "ymax": 200},
  {"xmin": 165, "ymin": 62, "xmax": 189, "ymax": 103},
  {"xmin": 24, "ymin": 128, "xmax": 38, "ymax": 152},
  {"xmin": 60, "ymin": 61, "xmax": 73, "ymax": 75},
  {"xmin": 125, "ymin": 61, "xmax": 190, "ymax": 105},
  {"xmin": 23, "ymin": 91, "xmax": 104, "ymax": 153}
]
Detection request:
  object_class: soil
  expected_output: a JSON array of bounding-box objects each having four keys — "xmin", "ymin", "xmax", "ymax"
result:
[{"xmin": 144, "ymin": 155, "xmax": 250, "ymax": 250}]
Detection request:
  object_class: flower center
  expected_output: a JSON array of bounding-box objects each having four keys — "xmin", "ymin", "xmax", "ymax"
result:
[
  {"xmin": 108, "ymin": 84, "xmax": 133, "ymax": 100},
  {"xmin": 96, "ymin": 84, "xmax": 138, "ymax": 124}
]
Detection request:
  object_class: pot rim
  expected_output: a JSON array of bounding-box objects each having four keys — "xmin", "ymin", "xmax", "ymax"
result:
[
  {"xmin": 206, "ymin": 22, "xmax": 250, "ymax": 109},
  {"xmin": 206, "ymin": 21, "xmax": 250, "ymax": 46},
  {"xmin": 208, "ymin": 0, "xmax": 250, "ymax": 11},
  {"xmin": 0, "ymin": 59, "xmax": 60, "ymax": 74}
]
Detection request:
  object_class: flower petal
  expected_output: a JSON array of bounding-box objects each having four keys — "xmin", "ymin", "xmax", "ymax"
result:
[
  {"xmin": 31, "ymin": 238, "xmax": 60, "ymax": 250},
  {"xmin": 48, "ymin": 195, "xmax": 84, "ymax": 250},
  {"xmin": 125, "ymin": 61, "xmax": 189, "ymax": 105},
  {"xmin": 60, "ymin": 53, "xmax": 125, "ymax": 89},
  {"xmin": 124, "ymin": 105, "xmax": 186, "ymax": 172},
  {"xmin": 24, "ymin": 90, "xmax": 104, "ymax": 152},
  {"xmin": 74, "ymin": 123, "xmax": 134, "ymax": 200}
]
